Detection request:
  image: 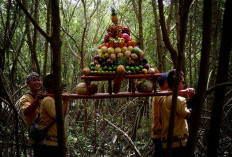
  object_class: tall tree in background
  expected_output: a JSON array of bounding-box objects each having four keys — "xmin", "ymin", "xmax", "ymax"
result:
[
  {"xmin": 206, "ymin": 0, "xmax": 232, "ymax": 156},
  {"xmin": 131, "ymin": 0, "xmax": 144, "ymax": 50},
  {"xmin": 165, "ymin": 0, "xmax": 193, "ymax": 156},
  {"xmin": 186, "ymin": 0, "xmax": 212, "ymax": 156},
  {"xmin": 43, "ymin": 0, "xmax": 51, "ymax": 77},
  {"xmin": 151, "ymin": 0, "xmax": 166, "ymax": 72},
  {"xmin": 15, "ymin": 0, "xmax": 66, "ymax": 156},
  {"xmin": 23, "ymin": 0, "xmax": 40, "ymax": 74},
  {"xmin": 50, "ymin": 0, "xmax": 66, "ymax": 156}
]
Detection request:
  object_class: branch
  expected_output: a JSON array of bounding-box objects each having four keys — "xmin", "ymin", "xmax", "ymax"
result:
[
  {"xmin": 61, "ymin": 26, "xmax": 81, "ymax": 59},
  {"xmin": 206, "ymin": 82, "xmax": 232, "ymax": 95},
  {"xmin": 13, "ymin": 84, "xmax": 27, "ymax": 97},
  {"xmin": 15, "ymin": 0, "xmax": 51, "ymax": 42},
  {"xmin": 158, "ymin": 0, "xmax": 178, "ymax": 66},
  {"xmin": 96, "ymin": 113, "xmax": 142, "ymax": 157}
]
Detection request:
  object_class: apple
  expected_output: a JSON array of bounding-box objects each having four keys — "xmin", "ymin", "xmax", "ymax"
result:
[
  {"xmin": 121, "ymin": 33, "xmax": 130, "ymax": 41},
  {"xmin": 110, "ymin": 54, "xmax": 116, "ymax": 60},
  {"xmin": 139, "ymin": 50, "xmax": 144, "ymax": 58},
  {"xmin": 101, "ymin": 46, "xmax": 108, "ymax": 53},
  {"xmin": 114, "ymin": 47, "xmax": 121, "ymax": 54},
  {"xmin": 108, "ymin": 47, "xmax": 114, "ymax": 54},
  {"xmin": 99, "ymin": 53, "xmax": 105, "ymax": 59},
  {"xmin": 142, "ymin": 68, "xmax": 147, "ymax": 74},
  {"xmin": 127, "ymin": 46, "xmax": 134, "ymax": 52},
  {"xmin": 117, "ymin": 53, "xmax": 124, "ymax": 58},
  {"xmin": 104, "ymin": 53, "xmax": 109, "ymax": 58},
  {"xmin": 124, "ymin": 51, "xmax": 131, "ymax": 58},
  {"xmin": 97, "ymin": 49, "xmax": 102, "ymax": 55},
  {"xmin": 121, "ymin": 46, "xmax": 127, "ymax": 52}
]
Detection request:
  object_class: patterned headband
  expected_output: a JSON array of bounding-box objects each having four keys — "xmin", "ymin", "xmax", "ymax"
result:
[{"xmin": 27, "ymin": 72, "xmax": 40, "ymax": 82}]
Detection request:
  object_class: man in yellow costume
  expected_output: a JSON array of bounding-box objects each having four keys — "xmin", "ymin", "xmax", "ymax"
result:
[
  {"xmin": 151, "ymin": 72, "xmax": 168, "ymax": 157},
  {"xmin": 160, "ymin": 69, "xmax": 194, "ymax": 157},
  {"xmin": 36, "ymin": 74, "xmax": 70, "ymax": 156},
  {"xmin": 20, "ymin": 72, "xmax": 44, "ymax": 155}
]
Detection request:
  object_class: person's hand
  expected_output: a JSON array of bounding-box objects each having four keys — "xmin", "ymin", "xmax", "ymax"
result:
[
  {"xmin": 36, "ymin": 91, "xmax": 44, "ymax": 100},
  {"xmin": 186, "ymin": 88, "xmax": 195, "ymax": 99},
  {"xmin": 62, "ymin": 92, "xmax": 70, "ymax": 102}
]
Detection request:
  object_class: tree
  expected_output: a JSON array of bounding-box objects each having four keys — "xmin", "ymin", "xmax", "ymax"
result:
[
  {"xmin": 164, "ymin": 0, "xmax": 193, "ymax": 156},
  {"xmin": 186, "ymin": 0, "xmax": 213, "ymax": 156},
  {"xmin": 131, "ymin": 0, "xmax": 144, "ymax": 50},
  {"xmin": 15, "ymin": 0, "xmax": 66, "ymax": 156},
  {"xmin": 206, "ymin": 0, "xmax": 232, "ymax": 156}
]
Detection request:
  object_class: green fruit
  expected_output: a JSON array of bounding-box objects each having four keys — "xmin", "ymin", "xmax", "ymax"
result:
[
  {"xmin": 108, "ymin": 66, "xmax": 113, "ymax": 71},
  {"xmin": 139, "ymin": 65, "xmax": 144, "ymax": 70},
  {"xmin": 113, "ymin": 65, "xmax": 117, "ymax": 71},
  {"xmin": 127, "ymin": 70, "xmax": 132, "ymax": 75},
  {"xmin": 135, "ymin": 66, "xmax": 140, "ymax": 72},
  {"xmin": 126, "ymin": 66, "xmax": 130, "ymax": 71},
  {"xmin": 90, "ymin": 62, "xmax": 95, "ymax": 67},
  {"xmin": 130, "ymin": 66, "xmax": 135, "ymax": 72},
  {"xmin": 95, "ymin": 64, "xmax": 101, "ymax": 71},
  {"xmin": 132, "ymin": 47, "xmax": 141, "ymax": 55},
  {"xmin": 103, "ymin": 66, "xmax": 108, "ymax": 71},
  {"xmin": 141, "ymin": 80, "xmax": 154, "ymax": 92}
]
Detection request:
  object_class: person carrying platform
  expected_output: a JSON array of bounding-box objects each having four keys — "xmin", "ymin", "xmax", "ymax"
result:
[
  {"xmin": 20, "ymin": 72, "xmax": 44, "ymax": 155},
  {"xmin": 159, "ymin": 69, "xmax": 195, "ymax": 157},
  {"xmin": 151, "ymin": 72, "xmax": 168, "ymax": 157}
]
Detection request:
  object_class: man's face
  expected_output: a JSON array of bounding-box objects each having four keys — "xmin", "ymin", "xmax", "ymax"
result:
[
  {"xmin": 179, "ymin": 77, "xmax": 185, "ymax": 90},
  {"xmin": 27, "ymin": 77, "xmax": 41, "ymax": 92}
]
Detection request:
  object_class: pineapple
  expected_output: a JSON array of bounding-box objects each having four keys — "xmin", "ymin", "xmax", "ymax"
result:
[{"xmin": 111, "ymin": 8, "xmax": 118, "ymax": 23}]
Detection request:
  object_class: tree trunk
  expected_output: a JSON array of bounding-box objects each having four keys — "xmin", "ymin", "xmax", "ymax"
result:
[
  {"xmin": 50, "ymin": 0, "xmax": 66, "ymax": 156},
  {"xmin": 186, "ymin": 0, "xmax": 213, "ymax": 156},
  {"xmin": 43, "ymin": 0, "xmax": 51, "ymax": 78},
  {"xmin": 165, "ymin": 1, "xmax": 193, "ymax": 156},
  {"xmin": 151, "ymin": 0, "xmax": 165, "ymax": 72},
  {"xmin": 31, "ymin": 0, "xmax": 40, "ymax": 74},
  {"xmin": 131, "ymin": 0, "xmax": 144, "ymax": 50},
  {"xmin": 80, "ymin": 0, "xmax": 87, "ymax": 69},
  {"xmin": 206, "ymin": 0, "xmax": 232, "ymax": 156},
  {"xmin": 188, "ymin": 15, "xmax": 193, "ymax": 86}
]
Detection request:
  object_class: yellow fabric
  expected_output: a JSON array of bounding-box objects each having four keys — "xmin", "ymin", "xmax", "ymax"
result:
[
  {"xmin": 38, "ymin": 96, "xmax": 68, "ymax": 146},
  {"xmin": 160, "ymin": 95, "xmax": 190, "ymax": 148},
  {"xmin": 19, "ymin": 93, "xmax": 39, "ymax": 144},
  {"xmin": 151, "ymin": 96, "xmax": 164, "ymax": 139}
]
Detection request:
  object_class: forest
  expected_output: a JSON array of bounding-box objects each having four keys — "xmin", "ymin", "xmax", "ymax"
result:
[{"xmin": 0, "ymin": 0, "xmax": 232, "ymax": 156}]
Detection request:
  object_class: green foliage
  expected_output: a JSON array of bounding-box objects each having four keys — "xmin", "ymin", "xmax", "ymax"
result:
[{"xmin": 0, "ymin": 0, "xmax": 230, "ymax": 156}]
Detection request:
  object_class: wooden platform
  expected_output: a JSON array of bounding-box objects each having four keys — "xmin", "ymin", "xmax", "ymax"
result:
[
  {"xmin": 45, "ymin": 74, "xmax": 188, "ymax": 99},
  {"xmin": 81, "ymin": 73, "xmax": 162, "ymax": 95},
  {"xmin": 45, "ymin": 90, "xmax": 188, "ymax": 99}
]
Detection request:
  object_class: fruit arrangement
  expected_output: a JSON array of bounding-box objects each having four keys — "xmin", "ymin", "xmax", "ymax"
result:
[{"xmin": 82, "ymin": 8, "xmax": 156, "ymax": 76}]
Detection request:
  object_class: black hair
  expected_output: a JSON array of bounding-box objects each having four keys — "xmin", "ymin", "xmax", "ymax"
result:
[
  {"xmin": 167, "ymin": 69, "xmax": 184, "ymax": 88},
  {"xmin": 167, "ymin": 69, "xmax": 176, "ymax": 88},
  {"xmin": 43, "ymin": 74, "xmax": 54, "ymax": 91}
]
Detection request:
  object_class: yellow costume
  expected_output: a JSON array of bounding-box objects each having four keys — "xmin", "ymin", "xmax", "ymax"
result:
[
  {"xmin": 151, "ymin": 96, "xmax": 164, "ymax": 139},
  {"xmin": 160, "ymin": 95, "xmax": 190, "ymax": 148},
  {"xmin": 38, "ymin": 96, "xmax": 68, "ymax": 146}
]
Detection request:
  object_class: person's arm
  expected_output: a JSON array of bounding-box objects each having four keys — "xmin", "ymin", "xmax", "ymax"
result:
[
  {"xmin": 176, "ymin": 97, "xmax": 191, "ymax": 118},
  {"xmin": 24, "ymin": 99, "xmax": 39, "ymax": 116},
  {"xmin": 23, "ymin": 91, "xmax": 43, "ymax": 116},
  {"xmin": 62, "ymin": 93, "xmax": 70, "ymax": 116}
]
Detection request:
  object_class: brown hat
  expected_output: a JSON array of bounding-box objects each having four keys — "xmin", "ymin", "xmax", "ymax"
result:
[{"xmin": 26, "ymin": 72, "xmax": 40, "ymax": 83}]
